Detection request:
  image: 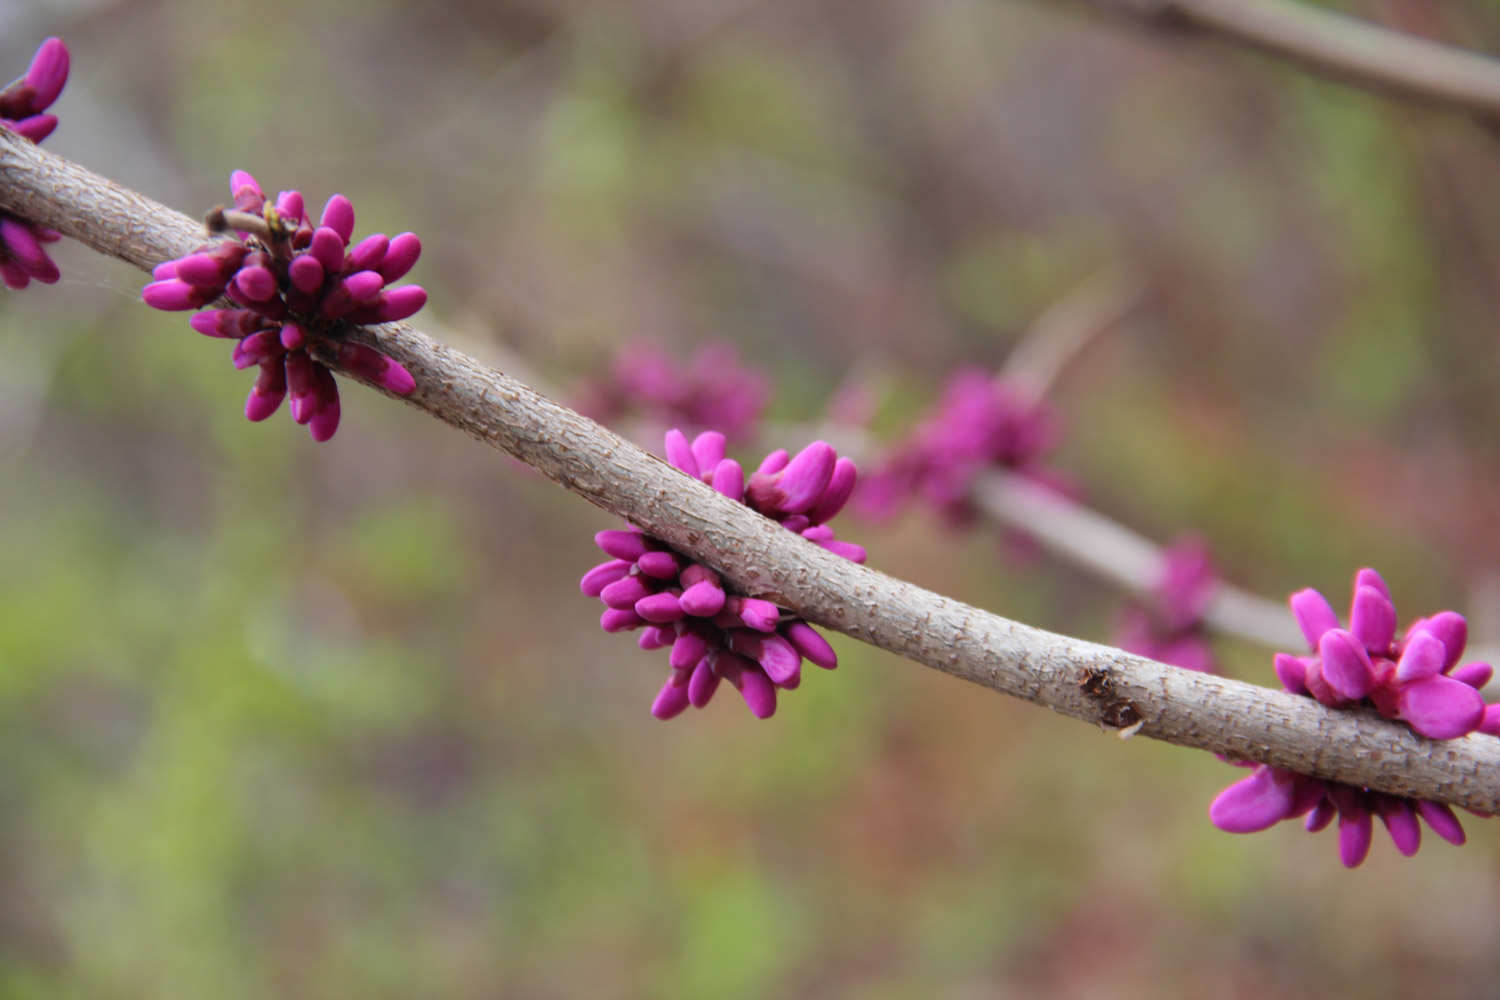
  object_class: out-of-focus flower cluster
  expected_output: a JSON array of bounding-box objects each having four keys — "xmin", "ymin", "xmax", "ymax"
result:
[
  {"xmin": 1115, "ymin": 537, "xmax": 1218, "ymax": 674},
  {"xmin": 574, "ymin": 342, "xmax": 768, "ymax": 442},
  {"xmin": 142, "ymin": 171, "xmax": 424, "ymax": 441},
  {"xmin": 0, "ymin": 38, "xmax": 69, "ymax": 289},
  {"xmin": 859, "ymin": 369, "xmax": 1067, "ymax": 525},
  {"xmin": 1210, "ymin": 568, "xmax": 1498, "ymax": 866},
  {"xmin": 581, "ymin": 429, "xmax": 864, "ymax": 719}
]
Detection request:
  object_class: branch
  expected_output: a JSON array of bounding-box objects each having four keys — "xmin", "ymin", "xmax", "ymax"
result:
[
  {"xmin": 3, "ymin": 129, "xmax": 1498, "ymax": 812},
  {"xmin": 1078, "ymin": 0, "xmax": 1500, "ymax": 121}
]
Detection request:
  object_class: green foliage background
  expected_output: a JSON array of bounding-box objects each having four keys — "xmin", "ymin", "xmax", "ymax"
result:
[{"xmin": 4, "ymin": 1, "xmax": 1500, "ymax": 996}]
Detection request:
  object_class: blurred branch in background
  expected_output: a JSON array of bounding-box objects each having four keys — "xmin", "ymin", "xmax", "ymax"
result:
[{"xmin": 1075, "ymin": 0, "xmax": 1500, "ymax": 122}]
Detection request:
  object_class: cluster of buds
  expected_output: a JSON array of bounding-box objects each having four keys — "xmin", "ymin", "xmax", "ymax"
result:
[
  {"xmin": 859, "ymin": 369, "xmax": 1066, "ymax": 525},
  {"xmin": 1115, "ymin": 537, "xmax": 1218, "ymax": 674},
  {"xmin": 581, "ymin": 429, "xmax": 864, "ymax": 719},
  {"xmin": 1210, "ymin": 569, "xmax": 1497, "ymax": 866},
  {"xmin": 1, "ymin": 38, "xmax": 69, "ymax": 289},
  {"xmin": 142, "ymin": 171, "xmax": 424, "ymax": 441},
  {"xmin": 574, "ymin": 341, "xmax": 768, "ymax": 442}
]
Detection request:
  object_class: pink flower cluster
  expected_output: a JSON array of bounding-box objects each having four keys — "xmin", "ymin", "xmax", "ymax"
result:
[
  {"xmin": 859, "ymin": 369, "xmax": 1066, "ymax": 524},
  {"xmin": 575, "ymin": 342, "xmax": 768, "ymax": 442},
  {"xmin": 1210, "ymin": 569, "xmax": 1497, "ymax": 866},
  {"xmin": 1115, "ymin": 537, "xmax": 1218, "ymax": 674},
  {"xmin": 581, "ymin": 429, "xmax": 864, "ymax": 720},
  {"xmin": 142, "ymin": 171, "xmax": 424, "ymax": 441},
  {"xmin": 0, "ymin": 38, "xmax": 69, "ymax": 289}
]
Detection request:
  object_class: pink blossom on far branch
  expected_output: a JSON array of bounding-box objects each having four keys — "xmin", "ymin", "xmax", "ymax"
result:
[
  {"xmin": 1210, "ymin": 568, "xmax": 1498, "ymax": 867},
  {"xmin": 1115, "ymin": 536, "xmax": 1218, "ymax": 675},
  {"xmin": 0, "ymin": 38, "xmax": 70, "ymax": 289},
  {"xmin": 858, "ymin": 368, "xmax": 1071, "ymax": 526},
  {"xmin": 142, "ymin": 171, "xmax": 424, "ymax": 442},
  {"xmin": 581, "ymin": 429, "xmax": 864, "ymax": 720},
  {"xmin": 574, "ymin": 341, "xmax": 768, "ymax": 442}
]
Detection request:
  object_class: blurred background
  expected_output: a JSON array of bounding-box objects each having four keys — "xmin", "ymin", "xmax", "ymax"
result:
[{"xmin": 4, "ymin": 0, "xmax": 1500, "ymax": 996}]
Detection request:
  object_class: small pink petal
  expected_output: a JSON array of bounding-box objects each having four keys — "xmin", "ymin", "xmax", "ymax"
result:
[
  {"xmin": 651, "ymin": 677, "xmax": 690, "ymax": 720},
  {"xmin": 1373, "ymin": 796, "xmax": 1421, "ymax": 857},
  {"xmin": 599, "ymin": 575, "xmax": 652, "ymax": 610},
  {"xmin": 1349, "ymin": 585, "xmax": 1397, "ymax": 654},
  {"xmin": 1209, "ymin": 766, "xmax": 1296, "ymax": 833},
  {"xmin": 1397, "ymin": 674, "xmax": 1484, "ymax": 740},
  {"xmin": 1318, "ymin": 629, "xmax": 1375, "ymax": 701},
  {"xmin": 1416, "ymin": 800, "xmax": 1467, "ymax": 845},
  {"xmin": 669, "ymin": 630, "xmax": 709, "ymax": 672},
  {"xmin": 378, "ymin": 233, "xmax": 422, "ymax": 283},
  {"xmin": 1394, "ymin": 631, "xmax": 1445, "ymax": 684},
  {"xmin": 595, "ymin": 529, "xmax": 650, "ymax": 562},
  {"xmin": 664, "ymin": 429, "xmax": 697, "ymax": 477},
  {"xmin": 635, "ymin": 592, "xmax": 685, "ymax": 623},
  {"xmin": 1273, "ymin": 653, "xmax": 1309, "ymax": 695},
  {"xmin": 580, "ymin": 559, "xmax": 631, "ymax": 597},
  {"xmin": 636, "ymin": 551, "xmax": 682, "ymax": 580},
  {"xmin": 1450, "ymin": 662, "xmax": 1492, "ymax": 689},
  {"xmin": 690, "ymin": 431, "xmax": 726, "ymax": 474},
  {"xmin": 1290, "ymin": 588, "xmax": 1339, "ymax": 650},
  {"xmin": 710, "ymin": 459, "xmax": 744, "ymax": 501},
  {"xmin": 679, "ymin": 579, "xmax": 726, "ymax": 617},
  {"xmin": 687, "ymin": 658, "xmax": 719, "ymax": 708},
  {"xmin": 319, "ymin": 194, "xmax": 355, "ymax": 242},
  {"xmin": 784, "ymin": 622, "xmax": 837, "ymax": 669}
]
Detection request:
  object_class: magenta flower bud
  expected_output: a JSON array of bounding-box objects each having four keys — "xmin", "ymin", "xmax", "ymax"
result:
[
  {"xmin": 711, "ymin": 459, "xmax": 744, "ymax": 501},
  {"xmin": 756, "ymin": 449, "xmax": 789, "ymax": 476},
  {"xmin": 1290, "ymin": 588, "xmax": 1339, "ymax": 649},
  {"xmin": 669, "ymin": 630, "xmax": 710, "ymax": 672},
  {"xmin": 352, "ymin": 285, "xmax": 426, "ymax": 323},
  {"xmin": 1317, "ymin": 630, "xmax": 1374, "ymax": 701},
  {"xmin": 1394, "ymin": 631, "xmax": 1445, "ymax": 684},
  {"xmin": 679, "ymin": 579, "xmax": 726, "ymax": 617},
  {"xmin": 1209, "ymin": 767, "xmax": 1297, "ymax": 833},
  {"xmin": 737, "ymin": 598, "xmax": 780, "ymax": 632},
  {"xmin": 784, "ymin": 622, "xmax": 837, "ymax": 669},
  {"xmin": 808, "ymin": 457, "xmax": 858, "ymax": 525},
  {"xmin": 813, "ymin": 537, "xmax": 867, "ymax": 564},
  {"xmin": 10, "ymin": 114, "xmax": 56, "ymax": 143},
  {"xmin": 635, "ymin": 592, "xmax": 685, "ymax": 624},
  {"xmin": 730, "ymin": 661, "xmax": 777, "ymax": 719},
  {"xmin": 1410, "ymin": 611, "xmax": 1467, "ymax": 671},
  {"xmin": 1354, "ymin": 567, "xmax": 1391, "ymax": 599},
  {"xmin": 279, "ymin": 323, "xmax": 307, "ymax": 351},
  {"xmin": 638, "ymin": 627, "xmax": 673, "ymax": 651},
  {"xmin": 332, "ymin": 342, "xmax": 414, "ymax": 395},
  {"xmin": 690, "ymin": 431, "xmax": 726, "ymax": 475},
  {"xmin": 1373, "ymin": 796, "xmax": 1421, "ymax": 857},
  {"xmin": 595, "ymin": 529, "xmax": 651, "ymax": 562},
  {"xmin": 664, "ymin": 428, "xmax": 697, "ymax": 477},
  {"xmin": 1, "ymin": 216, "xmax": 47, "ymax": 271},
  {"xmin": 1272, "ymin": 653, "xmax": 1308, "ymax": 694},
  {"xmin": 341, "ymin": 269, "xmax": 385, "ymax": 304},
  {"xmin": 1349, "ymin": 584, "xmax": 1397, "ymax": 654},
  {"xmin": 245, "ymin": 359, "xmax": 287, "ymax": 422},
  {"xmin": 347, "ymin": 233, "xmax": 389, "ymax": 272},
  {"xmin": 751, "ymin": 633, "xmax": 801, "ymax": 686},
  {"xmin": 636, "ymin": 550, "xmax": 681, "ymax": 580},
  {"xmin": 378, "ymin": 233, "xmax": 422, "ymax": 283},
  {"xmin": 309, "ymin": 227, "xmax": 346, "ymax": 275},
  {"xmin": 142, "ymin": 279, "xmax": 219, "ymax": 311},
  {"xmin": 1335, "ymin": 800, "xmax": 1373, "ymax": 868},
  {"xmin": 308, "ymin": 388, "xmax": 341, "ymax": 443},
  {"xmin": 1482, "ymin": 703, "xmax": 1500, "ymax": 737},
  {"xmin": 651, "ymin": 677, "xmax": 690, "ymax": 720},
  {"xmin": 22, "ymin": 38, "xmax": 69, "ymax": 110},
  {"xmin": 687, "ymin": 659, "xmax": 720, "ymax": 707},
  {"xmin": 1397, "ymin": 674, "xmax": 1484, "ymax": 740},
  {"xmin": 600, "ymin": 608, "xmax": 645, "ymax": 633},
  {"xmin": 580, "ymin": 560, "xmax": 631, "ymax": 597},
  {"xmin": 1451, "ymin": 662, "xmax": 1493, "ymax": 688},
  {"xmin": 284, "ymin": 350, "xmax": 318, "ymax": 424},
  {"xmin": 599, "ymin": 575, "xmax": 652, "ymax": 610},
  {"xmin": 319, "ymin": 194, "xmax": 355, "ymax": 242},
  {"xmin": 288, "ymin": 253, "xmax": 324, "ymax": 293},
  {"xmin": 1305, "ymin": 798, "xmax": 1337, "ymax": 833},
  {"xmin": 230, "ymin": 170, "xmax": 263, "ymax": 209},
  {"xmin": 231, "ymin": 265, "xmax": 279, "ymax": 303},
  {"xmin": 1416, "ymin": 800, "xmax": 1466, "ymax": 845},
  {"xmin": 189, "ymin": 309, "xmax": 262, "ymax": 339},
  {"xmin": 231, "ymin": 329, "xmax": 282, "ymax": 370},
  {"xmin": 275, "ymin": 190, "xmax": 305, "ymax": 222},
  {"xmin": 151, "ymin": 261, "xmax": 178, "ymax": 280}
]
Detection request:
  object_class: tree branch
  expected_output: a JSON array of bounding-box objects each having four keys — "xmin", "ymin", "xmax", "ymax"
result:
[
  {"xmin": 3, "ymin": 129, "xmax": 1497, "ymax": 812},
  {"xmin": 1077, "ymin": 0, "xmax": 1500, "ymax": 121}
]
